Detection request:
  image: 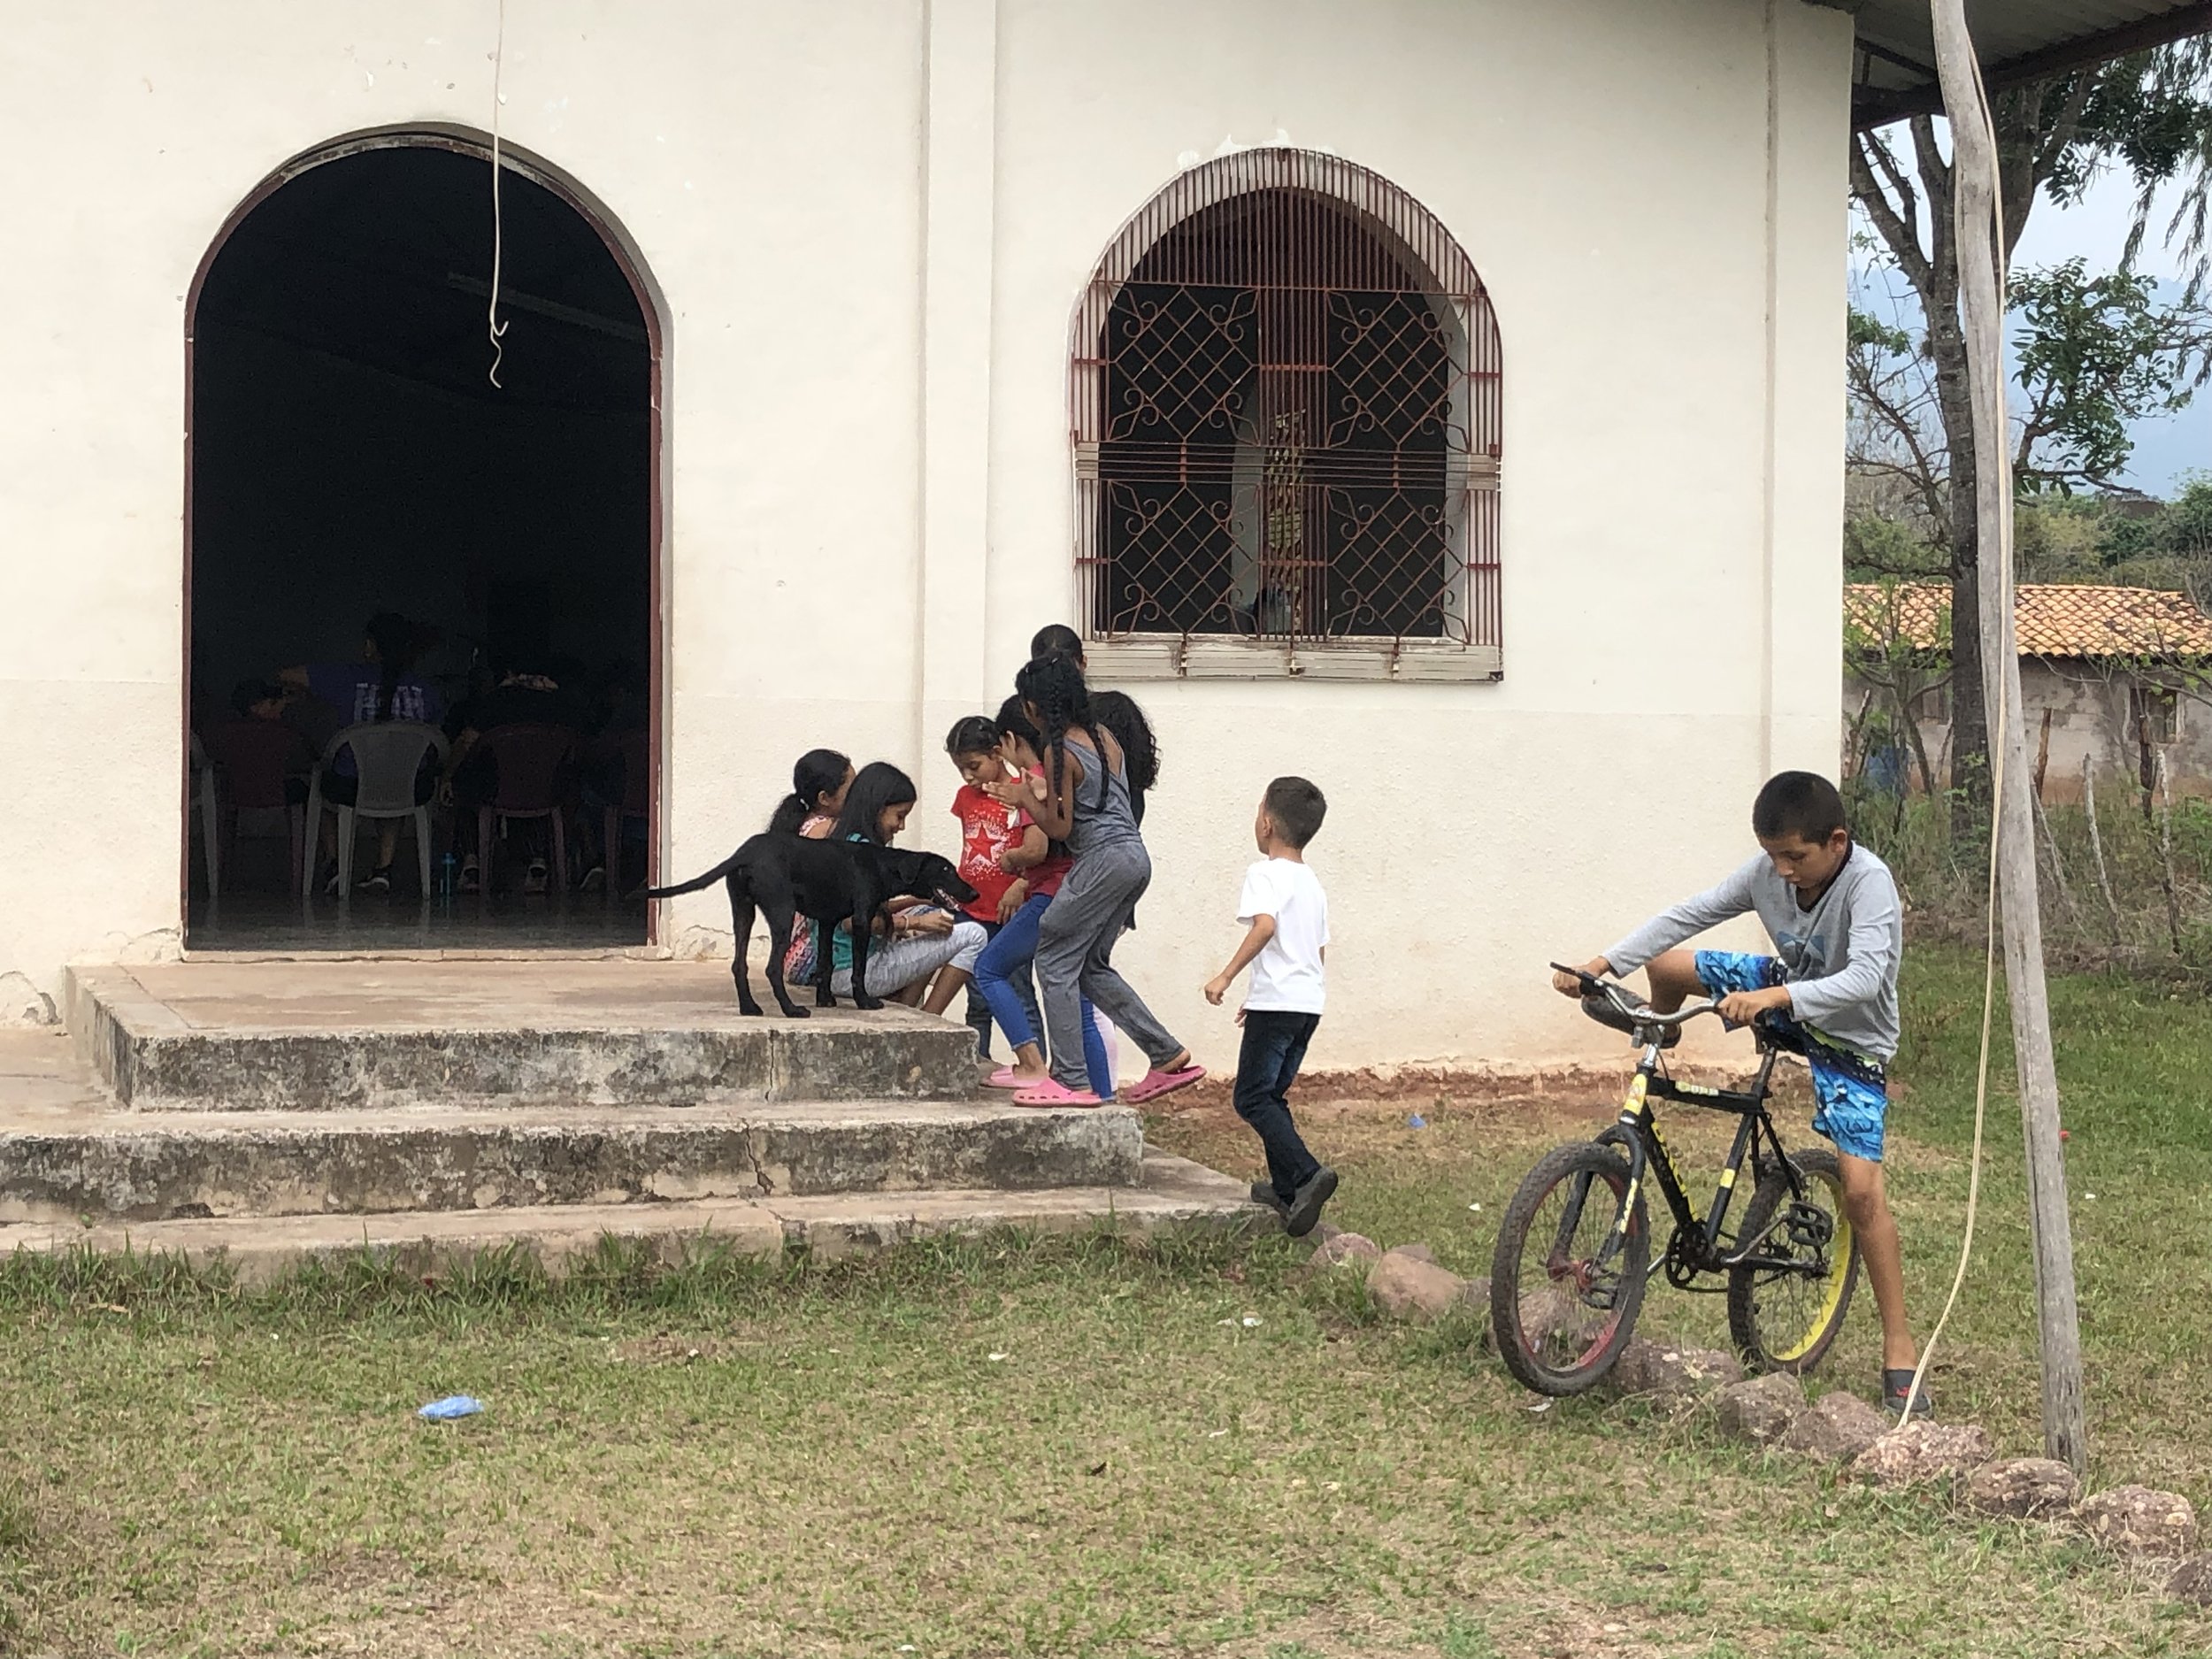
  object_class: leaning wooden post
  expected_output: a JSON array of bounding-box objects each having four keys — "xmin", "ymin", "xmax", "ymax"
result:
[
  {"xmin": 2081, "ymin": 758, "xmax": 2123, "ymax": 944},
  {"xmin": 1929, "ymin": 0, "xmax": 2090, "ymax": 1472}
]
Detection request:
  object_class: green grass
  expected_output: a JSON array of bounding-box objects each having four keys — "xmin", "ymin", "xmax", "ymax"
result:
[{"xmin": 0, "ymin": 945, "xmax": 2207, "ymax": 1656}]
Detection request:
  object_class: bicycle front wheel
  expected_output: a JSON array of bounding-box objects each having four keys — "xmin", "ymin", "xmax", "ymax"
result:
[
  {"xmin": 1727, "ymin": 1146, "xmax": 1860, "ymax": 1374},
  {"xmin": 1489, "ymin": 1141, "xmax": 1650, "ymax": 1396}
]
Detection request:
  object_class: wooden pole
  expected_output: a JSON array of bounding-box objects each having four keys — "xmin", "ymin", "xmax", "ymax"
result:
[
  {"xmin": 1929, "ymin": 0, "xmax": 2090, "ymax": 1472},
  {"xmin": 2082, "ymin": 758, "xmax": 2123, "ymax": 944}
]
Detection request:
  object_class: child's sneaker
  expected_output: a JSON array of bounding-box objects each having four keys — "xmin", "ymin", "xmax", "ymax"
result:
[
  {"xmin": 1248, "ymin": 1181, "xmax": 1287, "ymax": 1216},
  {"xmin": 1281, "ymin": 1167, "xmax": 1338, "ymax": 1238},
  {"xmin": 1883, "ymin": 1368, "xmax": 1936, "ymax": 1420}
]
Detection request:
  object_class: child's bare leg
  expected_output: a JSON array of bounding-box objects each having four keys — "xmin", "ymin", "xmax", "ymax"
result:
[
  {"xmin": 1640, "ymin": 949, "xmax": 1706, "ymax": 1013},
  {"xmin": 922, "ymin": 967, "xmax": 970, "ymax": 1018},
  {"xmin": 1840, "ymin": 1153, "xmax": 1917, "ymax": 1371}
]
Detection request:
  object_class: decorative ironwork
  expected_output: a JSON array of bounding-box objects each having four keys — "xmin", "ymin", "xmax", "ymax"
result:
[{"xmin": 1072, "ymin": 150, "xmax": 1501, "ymax": 666}]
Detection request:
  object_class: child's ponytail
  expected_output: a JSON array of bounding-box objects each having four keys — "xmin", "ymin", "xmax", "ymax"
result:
[
  {"xmin": 1012, "ymin": 654, "xmax": 1095, "ymax": 800},
  {"xmin": 768, "ymin": 748, "xmax": 851, "ymax": 834}
]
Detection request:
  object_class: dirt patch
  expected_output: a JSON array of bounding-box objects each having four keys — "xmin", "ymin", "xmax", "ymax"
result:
[{"xmin": 608, "ymin": 1334, "xmax": 730, "ymax": 1366}]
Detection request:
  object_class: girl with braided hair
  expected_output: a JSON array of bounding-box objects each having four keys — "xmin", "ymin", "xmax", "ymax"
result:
[{"xmin": 987, "ymin": 653, "xmax": 1202, "ymax": 1106}]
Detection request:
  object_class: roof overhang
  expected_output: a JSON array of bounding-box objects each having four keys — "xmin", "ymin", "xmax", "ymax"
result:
[{"xmin": 1836, "ymin": 0, "xmax": 2212, "ymax": 129}]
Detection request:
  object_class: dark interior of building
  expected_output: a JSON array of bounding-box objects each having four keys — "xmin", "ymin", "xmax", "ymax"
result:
[{"xmin": 187, "ymin": 142, "xmax": 651, "ymax": 945}]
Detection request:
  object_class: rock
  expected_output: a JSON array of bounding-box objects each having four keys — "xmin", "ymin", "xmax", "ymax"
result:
[
  {"xmin": 1716, "ymin": 1371, "xmax": 1806, "ymax": 1446},
  {"xmin": 1386, "ymin": 1242, "xmax": 1439, "ymax": 1264},
  {"xmin": 2165, "ymin": 1553, "xmax": 2212, "ymax": 1607},
  {"xmin": 0, "ymin": 972, "xmax": 55, "ymax": 1028},
  {"xmin": 1609, "ymin": 1339, "xmax": 1745, "ymax": 1403},
  {"xmin": 1365, "ymin": 1251, "xmax": 1468, "ymax": 1321},
  {"xmin": 2077, "ymin": 1486, "xmax": 2200, "ymax": 1559},
  {"xmin": 1847, "ymin": 1421, "xmax": 1997, "ymax": 1490},
  {"xmin": 1302, "ymin": 1233, "xmax": 1382, "ymax": 1278},
  {"xmin": 1781, "ymin": 1392, "xmax": 1890, "ymax": 1463},
  {"xmin": 1965, "ymin": 1457, "xmax": 2080, "ymax": 1520}
]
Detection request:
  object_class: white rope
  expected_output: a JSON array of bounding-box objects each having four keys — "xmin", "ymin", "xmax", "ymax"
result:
[{"xmin": 487, "ymin": 0, "xmax": 510, "ymax": 388}]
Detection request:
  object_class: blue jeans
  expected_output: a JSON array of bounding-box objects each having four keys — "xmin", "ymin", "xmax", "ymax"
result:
[
  {"xmin": 977, "ymin": 891, "xmax": 1114, "ymax": 1098},
  {"xmin": 1234, "ymin": 1010, "xmax": 1324, "ymax": 1202},
  {"xmin": 963, "ymin": 915, "xmax": 1042, "ymax": 1059}
]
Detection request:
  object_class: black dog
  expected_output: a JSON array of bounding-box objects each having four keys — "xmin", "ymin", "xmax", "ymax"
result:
[{"xmin": 645, "ymin": 834, "xmax": 978, "ymax": 1017}]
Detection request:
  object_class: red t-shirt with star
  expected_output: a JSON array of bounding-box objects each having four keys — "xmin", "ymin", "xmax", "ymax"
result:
[{"xmin": 950, "ymin": 784, "xmax": 1029, "ymax": 923}]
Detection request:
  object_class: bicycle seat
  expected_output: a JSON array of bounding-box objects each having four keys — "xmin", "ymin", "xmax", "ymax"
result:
[{"xmin": 1581, "ymin": 993, "xmax": 1683, "ymax": 1048}]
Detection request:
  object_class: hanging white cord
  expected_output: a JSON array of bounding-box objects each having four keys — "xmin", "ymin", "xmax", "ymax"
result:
[
  {"xmin": 487, "ymin": 0, "xmax": 510, "ymax": 388},
  {"xmin": 1897, "ymin": 1, "xmax": 2010, "ymax": 1425}
]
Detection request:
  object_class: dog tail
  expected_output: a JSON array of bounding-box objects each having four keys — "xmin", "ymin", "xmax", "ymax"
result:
[{"xmin": 641, "ymin": 852, "xmax": 741, "ymax": 900}]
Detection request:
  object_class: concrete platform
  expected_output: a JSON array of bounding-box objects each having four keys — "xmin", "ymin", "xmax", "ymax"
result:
[
  {"xmin": 0, "ymin": 1151, "xmax": 1260, "ymax": 1279},
  {"xmin": 66, "ymin": 961, "xmax": 979, "ymax": 1110},
  {"xmin": 0, "ymin": 1097, "xmax": 1145, "ymax": 1221}
]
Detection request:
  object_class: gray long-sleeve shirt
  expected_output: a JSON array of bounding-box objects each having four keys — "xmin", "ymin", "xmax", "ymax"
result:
[{"xmin": 1602, "ymin": 845, "xmax": 1903, "ymax": 1063}]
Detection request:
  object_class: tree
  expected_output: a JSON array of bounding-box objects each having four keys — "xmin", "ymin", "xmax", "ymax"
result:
[{"xmin": 1849, "ymin": 48, "xmax": 2212, "ymax": 820}]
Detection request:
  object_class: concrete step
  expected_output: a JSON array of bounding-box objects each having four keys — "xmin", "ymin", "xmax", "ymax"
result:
[
  {"xmin": 0, "ymin": 1152, "xmax": 1262, "ymax": 1280},
  {"xmin": 0, "ymin": 1099, "xmax": 1145, "ymax": 1223},
  {"xmin": 66, "ymin": 962, "xmax": 979, "ymax": 1110}
]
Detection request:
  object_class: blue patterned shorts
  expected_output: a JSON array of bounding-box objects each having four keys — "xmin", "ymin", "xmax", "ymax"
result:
[{"xmin": 1693, "ymin": 950, "xmax": 1889, "ymax": 1164}]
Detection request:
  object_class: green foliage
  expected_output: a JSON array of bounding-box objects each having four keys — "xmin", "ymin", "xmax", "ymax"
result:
[{"xmin": 2011, "ymin": 260, "xmax": 2208, "ymax": 493}]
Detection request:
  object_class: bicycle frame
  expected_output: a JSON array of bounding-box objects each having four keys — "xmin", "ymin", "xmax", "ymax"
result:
[{"xmin": 1587, "ymin": 1036, "xmax": 1818, "ymax": 1279}]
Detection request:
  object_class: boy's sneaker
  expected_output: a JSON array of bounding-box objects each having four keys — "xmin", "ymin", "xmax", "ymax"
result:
[
  {"xmin": 579, "ymin": 864, "xmax": 606, "ymax": 893},
  {"xmin": 1281, "ymin": 1167, "xmax": 1338, "ymax": 1239},
  {"xmin": 1883, "ymin": 1368, "xmax": 1936, "ymax": 1420},
  {"xmin": 357, "ymin": 866, "xmax": 391, "ymax": 893},
  {"xmin": 458, "ymin": 858, "xmax": 481, "ymax": 894},
  {"xmin": 524, "ymin": 859, "xmax": 549, "ymax": 895},
  {"xmin": 1248, "ymin": 1181, "xmax": 1287, "ymax": 1216}
]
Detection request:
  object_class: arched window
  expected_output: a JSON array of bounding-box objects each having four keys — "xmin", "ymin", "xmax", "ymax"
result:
[{"xmin": 1071, "ymin": 150, "xmax": 1501, "ymax": 680}]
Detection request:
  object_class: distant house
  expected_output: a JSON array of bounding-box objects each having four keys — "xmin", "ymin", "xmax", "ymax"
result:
[{"xmin": 1844, "ymin": 583, "xmax": 2212, "ymax": 798}]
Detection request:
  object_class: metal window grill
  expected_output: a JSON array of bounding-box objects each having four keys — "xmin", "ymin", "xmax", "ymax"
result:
[{"xmin": 1071, "ymin": 150, "xmax": 1501, "ymax": 671}]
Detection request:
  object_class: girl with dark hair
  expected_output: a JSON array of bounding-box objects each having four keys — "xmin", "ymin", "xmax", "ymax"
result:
[
  {"xmin": 816, "ymin": 761, "xmax": 987, "ymax": 1013},
  {"xmin": 965, "ymin": 703, "xmax": 1114, "ymax": 1095},
  {"xmin": 1029, "ymin": 624, "xmax": 1159, "ymax": 826},
  {"xmin": 769, "ymin": 749, "xmax": 854, "ymax": 838},
  {"xmin": 992, "ymin": 655, "xmax": 1202, "ymax": 1106},
  {"xmin": 279, "ymin": 613, "xmax": 444, "ymax": 894}
]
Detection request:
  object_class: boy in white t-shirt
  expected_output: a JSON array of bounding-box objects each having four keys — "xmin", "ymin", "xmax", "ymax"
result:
[{"xmin": 1204, "ymin": 776, "xmax": 1336, "ymax": 1237}]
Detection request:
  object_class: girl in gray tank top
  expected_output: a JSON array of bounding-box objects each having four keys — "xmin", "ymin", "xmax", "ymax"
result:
[{"xmin": 1004, "ymin": 655, "xmax": 1205, "ymax": 1106}]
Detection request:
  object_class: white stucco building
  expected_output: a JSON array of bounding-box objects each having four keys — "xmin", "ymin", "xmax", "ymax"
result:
[{"xmin": 3, "ymin": 0, "xmax": 2015, "ymax": 1071}]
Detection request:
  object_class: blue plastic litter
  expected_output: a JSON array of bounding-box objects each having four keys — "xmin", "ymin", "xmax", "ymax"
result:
[
  {"xmin": 1407, "ymin": 1113, "xmax": 1428, "ymax": 1129},
  {"xmin": 418, "ymin": 1394, "xmax": 485, "ymax": 1421}
]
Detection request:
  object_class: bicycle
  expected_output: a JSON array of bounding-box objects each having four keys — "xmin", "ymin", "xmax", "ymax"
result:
[{"xmin": 1487, "ymin": 964, "xmax": 1863, "ymax": 1397}]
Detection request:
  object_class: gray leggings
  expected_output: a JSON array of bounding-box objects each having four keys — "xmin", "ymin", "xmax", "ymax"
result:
[
  {"xmin": 1034, "ymin": 841, "xmax": 1181, "ymax": 1089},
  {"xmin": 831, "ymin": 919, "xmax": 987, "ymax": 998}
]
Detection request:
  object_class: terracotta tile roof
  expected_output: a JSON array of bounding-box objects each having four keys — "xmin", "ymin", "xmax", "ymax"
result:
[{"xmin": 1844, "ymin": 582, "xmax": 2212, "ymax": 659}]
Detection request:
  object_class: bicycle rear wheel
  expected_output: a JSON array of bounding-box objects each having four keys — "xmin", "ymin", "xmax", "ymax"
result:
[
  {"xmin": 1489, "ymin": 1141, "xmax": 1649, "ymax": 1396},
  {"xmin": 1727, "ymin": 1146, "xmax": 1859, "ymax": 1374}
]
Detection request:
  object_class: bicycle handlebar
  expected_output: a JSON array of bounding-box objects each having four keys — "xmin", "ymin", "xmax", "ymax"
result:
[{"xmin": 1548, "ymin": 963, "xmax": 1723, "ymax": 1031}]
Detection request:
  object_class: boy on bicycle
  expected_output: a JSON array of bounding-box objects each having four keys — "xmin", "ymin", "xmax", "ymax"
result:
[{"xmin": 1554, "ymin": 771, "xmax": 1930, "ymax": 1418}]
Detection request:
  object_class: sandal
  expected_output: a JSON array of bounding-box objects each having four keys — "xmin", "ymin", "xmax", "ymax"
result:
[
  {"xmin": 1884, "ymin": 1368, "xmax": 1936, "ymax": 1419},
  {"xmin": 1123, "ymin": 1063, "xmax": 1206, "ymax": 1104},
  {"xmin": 985, "ymin": 1067, "xmax": 1044, "ymax": 1090},
  {"xmin": 1011, "ymin": 1079, "xmax": 1102, "ymax": 1109}
]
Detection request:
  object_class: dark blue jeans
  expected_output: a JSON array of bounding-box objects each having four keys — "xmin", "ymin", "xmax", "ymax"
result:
[{"xmin": 1234, "ymin": 1010, "xmax": 1323, "ymax": 1202}]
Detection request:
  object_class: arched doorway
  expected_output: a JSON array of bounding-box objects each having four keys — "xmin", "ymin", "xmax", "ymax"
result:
[{"xmin": 184, "ymin": 131, "xmax": 662, "ymax": 947}]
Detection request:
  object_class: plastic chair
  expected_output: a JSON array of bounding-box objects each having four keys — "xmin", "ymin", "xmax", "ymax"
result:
[
  {"xmin": 598, "ymin": 727, "xmax": 650, "ymax": 901},
  {"xmin": 201, "ymin": 719, "xmax": 310, "ymax": 896},
  {"xmin": 473, "ymin": 724, "xmax": 579, "ymax": 894},
  {"xmin": 303, "ymin": 721, "xmax": 449, "ymax": 902},
  {"xmin": 189, "ymin": 733, "xmax": 219, "ymax": 899}
]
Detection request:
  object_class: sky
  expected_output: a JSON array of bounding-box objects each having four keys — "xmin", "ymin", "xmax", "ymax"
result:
[{"xmin": 1852, "ymin": 158, "xmax": 2208, "ymax": 496}]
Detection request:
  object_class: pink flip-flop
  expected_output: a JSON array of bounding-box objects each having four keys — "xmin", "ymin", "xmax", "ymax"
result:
[
  {"xmin": 1011, "ymin": 1079, "xmax": 1103, "ymax": 1109},
  {"xmin": 984, "ymin": 1067, "xmax": 1038, "ymax": 1089},
  {"xmin": 1122, "ymin": 1064, "xmax": 1206, "ymax": 1104}
]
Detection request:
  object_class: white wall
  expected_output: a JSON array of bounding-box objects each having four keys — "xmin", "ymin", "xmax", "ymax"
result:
[{"xmin": 0, "ymin": 0, "xmax": 1854, "ymax": 1074}]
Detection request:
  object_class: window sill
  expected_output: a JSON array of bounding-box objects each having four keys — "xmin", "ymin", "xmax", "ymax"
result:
[{"xmin": 1082, "ymin": 638, "xmax": 1502, "ymax": 683}]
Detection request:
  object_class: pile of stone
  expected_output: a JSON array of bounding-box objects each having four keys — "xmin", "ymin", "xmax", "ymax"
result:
[{"xmin": 1302, "ymin": 1228, "xmax": 2212, "ymax": 1608}]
